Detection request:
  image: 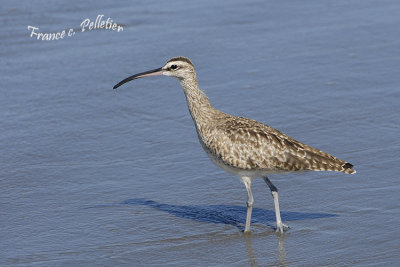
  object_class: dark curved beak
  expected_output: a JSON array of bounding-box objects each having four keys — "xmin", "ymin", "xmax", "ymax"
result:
[{"xmin": 113, "ymin": 67, "xmax": 163, "ymax": 89}]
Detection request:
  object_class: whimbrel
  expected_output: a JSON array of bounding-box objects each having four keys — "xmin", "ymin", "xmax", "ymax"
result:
[{"xmin": 113, "ymin": 57, "xmax": 356, "ymax": 233}]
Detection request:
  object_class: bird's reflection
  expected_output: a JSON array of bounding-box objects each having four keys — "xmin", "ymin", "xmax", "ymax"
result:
[
  {"xmin": 244, "ymin": 234, "xmax": 258, "ymax": 266},
  {"xmin": 244, "ymin": 232, "xmax": 288, "ymax": 267},
  {"xmin": 87, "ymin": 198, "xmax": 334, "ymax": 265},
  {"xmin": 277, "ymin": 234, "xmax": 288, "ymax": 266}
]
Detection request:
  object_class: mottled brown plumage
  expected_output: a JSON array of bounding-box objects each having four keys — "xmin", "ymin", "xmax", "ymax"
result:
[
  {"xmin": 176, "ymin": 64, "xmax": 355, "ymax": 177},
  {"xmin": 113, "ymin": 56, "xmax": 356, "ymax": 233},
  {"xmin": 199, "ymin": 112, "xmax": 355, "ymax": 174}
]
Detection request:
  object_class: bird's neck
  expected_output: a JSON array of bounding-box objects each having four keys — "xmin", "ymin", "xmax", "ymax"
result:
[{"xmin": 179, "ymin": 77, "xmax": 217, "ymax": 133}]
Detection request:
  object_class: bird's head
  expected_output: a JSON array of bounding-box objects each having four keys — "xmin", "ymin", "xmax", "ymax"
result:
[{"xmin": 113, "ymin": 57, "xmax": 196, "ymax": 89}]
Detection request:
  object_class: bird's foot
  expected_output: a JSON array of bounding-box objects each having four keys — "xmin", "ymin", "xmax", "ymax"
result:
[{"xmin": 276, "ymin": 222, "xmax": 290, "ymax": 233}]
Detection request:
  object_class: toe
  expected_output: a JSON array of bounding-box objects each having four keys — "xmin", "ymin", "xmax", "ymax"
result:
[{"xmin": 276, "ymin": 223, "xmax": 290, "ymax": 233}]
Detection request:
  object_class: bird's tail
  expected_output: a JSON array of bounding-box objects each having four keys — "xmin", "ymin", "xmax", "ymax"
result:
[
  {"xmin": 301, "ymin": 146, "xmax": 356, "ymax": 174},
  {"xmin": 341, "ymin": 162, "xmax": 356, "ymax": 174}
]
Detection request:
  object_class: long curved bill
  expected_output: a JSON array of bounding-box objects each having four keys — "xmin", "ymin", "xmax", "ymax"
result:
[{"xmin": 113, "ymin": 67, "xmax": 163, "ymax": 89}]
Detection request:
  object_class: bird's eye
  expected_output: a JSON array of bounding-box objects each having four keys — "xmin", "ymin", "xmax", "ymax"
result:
[{"xmin": 170, "ymin": 64, "xmax": 178, "ymax": 70}]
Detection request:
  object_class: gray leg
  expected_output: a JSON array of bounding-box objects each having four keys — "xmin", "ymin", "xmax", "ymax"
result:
[
  {"xmin": 263, "ymin": 176, "xmax": 289, "ymax": 233},
  {"xmin": 241, "ymin": 176, "xmax": 254, "ymax": 233}
]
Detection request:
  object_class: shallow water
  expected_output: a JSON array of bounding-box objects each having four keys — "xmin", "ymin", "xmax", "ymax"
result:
[{"xmin": 1, "ymin": 0, "xmax": 400, "ymax": 266}]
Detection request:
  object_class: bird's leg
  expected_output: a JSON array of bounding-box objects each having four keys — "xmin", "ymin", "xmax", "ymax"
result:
[
  {"xmin": 263, "ymin": 176, "xmax": 289, "ymax": 233},
  {"xmin": 241, "ymin": 176, "xmax": 254, "ymax": 233}
]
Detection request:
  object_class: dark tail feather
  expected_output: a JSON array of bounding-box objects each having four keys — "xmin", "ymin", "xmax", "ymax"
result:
[{"xmin": 342, "ymin": 162, "xmax": 356, "ymax": 174}]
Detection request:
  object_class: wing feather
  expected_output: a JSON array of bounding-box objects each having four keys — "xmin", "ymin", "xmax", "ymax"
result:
[{"xmin": 202, "ymin": 115, "xmax": 354, "ymax": 173}]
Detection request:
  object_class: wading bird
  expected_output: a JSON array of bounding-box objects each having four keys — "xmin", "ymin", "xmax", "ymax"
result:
[{"xmin": 113, "ymin": 57, "xmax": 356, "ymax": 233}]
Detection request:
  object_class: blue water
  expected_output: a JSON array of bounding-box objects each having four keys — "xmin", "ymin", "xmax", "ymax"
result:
[{"xmin": 1, "ymin": 0, "xmax": 400, "ymax": 266}]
